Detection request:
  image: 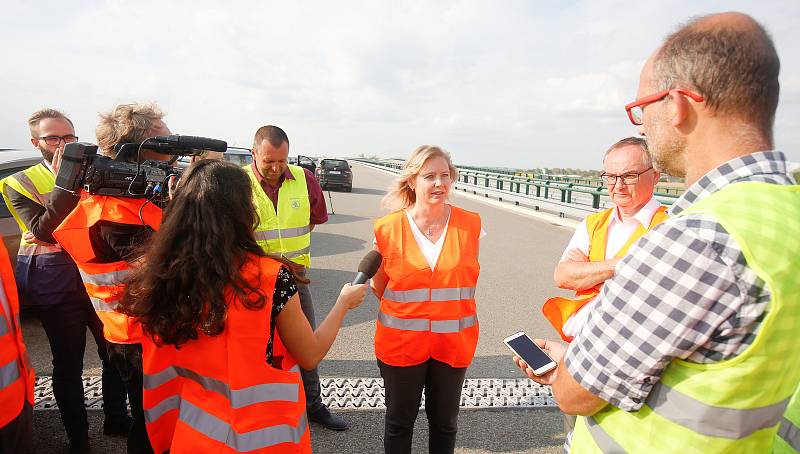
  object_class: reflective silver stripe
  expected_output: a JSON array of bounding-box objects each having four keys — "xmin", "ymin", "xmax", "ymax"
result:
[
  {"xmin": 377, "ymin": 312, "xmax": 478, "ymax": 334},
  {"xmin": 143, "ymin": 365, "xmax": 299, "ymax": 408},
  {"xmin": 79, "ymin": 269, "xmax": 131, "ymax": 286},
  {"xmin": 144, "ymin": 394, "xmax": 180, "ymax": 424},
  {"xmin": 254, "ymin": 226, "xmax": 311, "ymax": 241},
  {"xmin": 431, "ymin": 287, "xmax": 476, "ymax": 301},
  {"xmin": 90, "ymin": 297, "xmax": 119, "ymax": 313},
  {"xmin": 377, "ymin": 312, "xmax": 430, "ymax": 331},
  {"xmin": 13, "ymin": 172, "xmax": 49, "ymax": 205},
  {"xmin": 282, "ymin": 246, "xmax": 311, "ymax": 259},
  {"xmin": 646, "ymin": 382, "xmax": 789, "ymax": 439},
  {"xmin": 288, "ymin": 365, "xmax": 301, "ymax": 373},
  {"xmin": 431, "ymin": 315, "xmax": 478, "ymax": 333},
  {"xmin": 585, "ymin": 416, "xmax": 627, "ymax": 453},
  {"xmin": 0, "ymin": 315, "xmax": 8, "ymax": 337},
  {"xmin": 778, "ymin": 416, "xmax": 800, "ymax": 451},
  {"xmin": 383, "ymin": 287, "xmax": 476, "ymax": 303},
  {"xmin": 180, "ymin": 399, "xmax": 307, "ymax": 451},
  {"xmin": 0, "ymin": 359, "xmax": 21, "ymax": 391},
  {"xmin": 383, "ymin": 288, "xmax": 429, "ymax": 303},
  {"xmin": 17, "ymin": 243, "xmax": 61, "ymax": 256}
]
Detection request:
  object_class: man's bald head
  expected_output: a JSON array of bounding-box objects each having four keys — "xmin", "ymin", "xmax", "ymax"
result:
[{"xmin": 652, "ymin": 12, "xmax": 780, "ymax": 142}]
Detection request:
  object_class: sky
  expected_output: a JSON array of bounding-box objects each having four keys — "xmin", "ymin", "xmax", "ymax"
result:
[{"xmin": 1, "ymin": 0, "xmax": 798, "ymax": 170}]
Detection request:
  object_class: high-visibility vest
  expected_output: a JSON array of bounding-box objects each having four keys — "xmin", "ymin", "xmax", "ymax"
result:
[
  {"xmin": 542, "ymin": 205, "xmax": 667, "ymax": 342},
  {"xmin": 53, "ymin": 195, "xmax": 162, "ymax": 344},
  {"xmin": 570, "ymin": 182, "xmax": 800, "ymax": 453},
  {"xmin": 141, "ymin": 255, "xmax": 310, "ymax": 454},
  {"xmin": 0, "ymin": 236, "xmax": 35, "ymax": 428},
  {"xmin": 776, "ymin": 387, "xmax": 800, "ymax": 453},
  {"xmin": 0, "ymin": 163, "xmax": 64, "ymax": 258},
  {"xmin": 243, "ymin": 165, "xmax": 312, "ymax": 268},
  {"xmin": 373, "ymin": 206, "xmax": 481, "ymax": 368}
]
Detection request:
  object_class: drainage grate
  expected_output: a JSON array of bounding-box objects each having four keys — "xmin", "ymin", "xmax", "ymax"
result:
[
  {"xmin": 34, "ymin": 376, "xmax": 555, "ymax": 411},
  {"xmin": 34, "ymin": 376, "xmax": 106, "ymax": 411},
  {"xmin": 320, "ymin": 378, "xmax": 555, "ymax": 409}
]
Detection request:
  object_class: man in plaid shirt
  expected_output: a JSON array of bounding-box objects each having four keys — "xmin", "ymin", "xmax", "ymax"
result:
[{"xmin": 515, "ymin": 12, "xmax": 800, "ymax": 453}]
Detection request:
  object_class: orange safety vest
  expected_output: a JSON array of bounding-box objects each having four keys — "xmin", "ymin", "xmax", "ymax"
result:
[
  {"xmin": 374, "ymin": 206, "xmax": 481, "ymax": 368},
  {"xmin": 53, "ymin": 195, "xmax": 162, "ymax": 344},
  {"xmin": 0, "ymin": 236, "xmax": 35, "ymax": 427},
  {"xmin": 141, "ymin": 255, "xmax": 310, "ymax": 454},
  {"xmin": 542, "ymin": 205, "xmax": 668, "ymax": 342}
]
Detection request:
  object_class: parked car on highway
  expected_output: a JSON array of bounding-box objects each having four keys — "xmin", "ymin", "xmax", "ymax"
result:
[
  {"xmin": 0, "ymin": 150, "xmax": 44, "ymax": 264},
  {"xmin": 316, "ymin": 158, "xmax": 353, "ymax": 192},
  {"xmin": 297, "ymin": 155, "xmax": 316, "ymax": 174}
]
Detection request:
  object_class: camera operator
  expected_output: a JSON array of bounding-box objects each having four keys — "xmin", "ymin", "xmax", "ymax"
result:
[{"xmin": 40, "ymin": 103, "xmax": 173, "ymax": 454}]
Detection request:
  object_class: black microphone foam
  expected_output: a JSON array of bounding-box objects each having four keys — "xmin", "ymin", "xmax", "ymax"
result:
[
  {"xmin": 352, "ymin": 250, "xmax": 383, "ymax": 285},
  {"xmin": 152, "ymin": 135, "xmax": 228, "ymax": 153}
]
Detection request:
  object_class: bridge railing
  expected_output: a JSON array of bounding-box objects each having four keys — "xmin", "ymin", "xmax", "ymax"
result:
[{"xmin": 353, "ymin": 158, "xmax": 681, "ymax": 219}]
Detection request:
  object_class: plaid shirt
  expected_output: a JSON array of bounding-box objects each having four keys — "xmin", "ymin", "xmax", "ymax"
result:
[{"xmin": 564, "ymin": 151, "xmax": 796, "ymax": 412}]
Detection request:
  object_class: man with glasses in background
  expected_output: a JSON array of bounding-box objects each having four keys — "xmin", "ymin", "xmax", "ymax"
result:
[
  {"xmin": 0, "ymin": 109, "xmax": 129, "ymax": 453},
  {"xmin": 517, "ymin": 12, "xmax": 800, "ymax": 453},
  {"xmin": 543, "ymin": 137, "xmax": 666, "ymax": 345}
]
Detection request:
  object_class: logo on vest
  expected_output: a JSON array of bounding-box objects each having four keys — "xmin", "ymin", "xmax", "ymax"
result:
[{"xmin": 291, "ymin": 199, "xmax": 301, "ymax": 209}]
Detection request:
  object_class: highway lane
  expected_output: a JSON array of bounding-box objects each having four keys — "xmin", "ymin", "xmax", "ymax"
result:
[{"xmin": 23, "ymin": 162, "xmax": 575, "ymax": 453}]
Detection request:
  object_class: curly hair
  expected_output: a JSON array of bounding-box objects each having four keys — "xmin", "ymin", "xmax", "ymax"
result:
[
  {"xmin": 120, "ymin": 159, "xmax": 306, "ymax": 347},
  {"xmin": 96, "ymin": 103, "xmax": 165, "ymax": 157}
]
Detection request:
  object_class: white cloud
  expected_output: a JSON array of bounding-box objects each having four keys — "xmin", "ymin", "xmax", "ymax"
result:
[{"xmin": 1, "ymin": 0, "xmax": 798, "ymax": 169}]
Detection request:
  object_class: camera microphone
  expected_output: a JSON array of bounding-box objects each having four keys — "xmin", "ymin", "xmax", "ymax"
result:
[
  {"xmin": 352, "ymin": 250, "xmax": 383, "ymax": 285},
  {"xmin": 150, "ymin": 135, "xmax": 228, "ymax": 153}
]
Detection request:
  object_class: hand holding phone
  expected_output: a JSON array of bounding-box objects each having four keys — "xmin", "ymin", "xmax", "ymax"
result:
[{"xmin": 504, "ymin": 332, "xmax": 557, "ymax": 376}]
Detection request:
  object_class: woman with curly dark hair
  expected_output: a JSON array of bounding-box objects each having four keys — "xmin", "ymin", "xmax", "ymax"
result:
[{"xmin": 120, "ymin": 159, "xmax": 366, "ymax": 453}]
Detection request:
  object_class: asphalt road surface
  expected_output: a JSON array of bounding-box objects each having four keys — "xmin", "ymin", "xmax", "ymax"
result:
[{"xmin": 23, "ymin": 162, "xmax": 576, "ymax": 453}]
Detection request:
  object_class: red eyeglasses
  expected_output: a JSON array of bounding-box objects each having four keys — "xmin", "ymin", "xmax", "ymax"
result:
[{"xmin": 625, "ymin": 89, "xmax": 705, "ymax": 125}]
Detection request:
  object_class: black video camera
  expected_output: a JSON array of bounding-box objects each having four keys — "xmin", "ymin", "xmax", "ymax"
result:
[{"xmin": 56, "ymin": 135, "xmax": 227, "ymax": 204}]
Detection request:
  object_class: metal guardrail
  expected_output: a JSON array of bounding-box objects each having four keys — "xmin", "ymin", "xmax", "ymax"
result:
[{"xmin": 354, "ymin": 159, "xmax": 681, "ymax": 220}]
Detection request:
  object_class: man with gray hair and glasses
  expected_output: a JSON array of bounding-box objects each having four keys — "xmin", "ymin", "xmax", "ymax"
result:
[
  {"xmin": 516, "ymin": 12, "xmax": 800, "ymax": 453},
  {"xmin": 543, "ymin": 137, "xmax": 666, "ymax": 344}
]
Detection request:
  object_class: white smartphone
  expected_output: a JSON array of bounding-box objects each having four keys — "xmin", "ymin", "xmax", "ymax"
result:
[{"xmin": 504, "ymin": 331, "xmax": 557, "ymax": 376}]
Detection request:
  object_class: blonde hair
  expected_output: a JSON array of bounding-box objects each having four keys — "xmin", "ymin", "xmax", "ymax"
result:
[
  {"xmin": 96, "ymin": 103, "xmax": 165, "ymax": 157},
  {"xmin": 28, "ymin": 108, "xmax": 73, "ymax": 138},
  {"xmin": 382, "ymin": 145, "xmax": 458, "ymax": 211}
]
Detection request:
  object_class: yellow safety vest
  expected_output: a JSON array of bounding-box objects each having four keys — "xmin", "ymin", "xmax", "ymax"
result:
[
  {"xmin": 243, "ymin": 165, "xmax": 312, "ymax": 268},
  {"xmin": 0, "ymin": 163, "xmax": 63, "ymax": 257},
  {"xmin": 571, "ymin": 182, "xmax": 800, "ymax": 453}
]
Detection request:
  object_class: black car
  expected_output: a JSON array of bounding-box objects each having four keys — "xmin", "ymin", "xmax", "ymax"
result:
[{"xmin": 316, "ymin": 158, "xmax": 353, "ymax": 192}]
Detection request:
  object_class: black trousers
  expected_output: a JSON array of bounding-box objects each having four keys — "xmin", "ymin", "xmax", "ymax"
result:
[
  {"xmin": 28, "ymin": 297, "xmax": 128, "ymax": 441},
  {"xmin": 107, "ymin": 343, "xmax": 153, "ymax": 454},
  {"xmin": 0, "ymin": 402, "xmax": 32, "ymax": 454},
  {"xmin": 378, "ymin": 359, "xmax": 467, "ymax": 454}
]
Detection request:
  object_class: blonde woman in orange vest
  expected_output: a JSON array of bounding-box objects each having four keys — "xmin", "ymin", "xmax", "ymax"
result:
[
  {"xmin": 543, "ymin": 137, "xmax": 667, "ymax": 344},
  {"xmin": 119, "ymin": 160, "xmax": 367, "ymax": 453},
  {"xmin": 372, "ymin": 145, "xmax": 483, "ymax": 454}
]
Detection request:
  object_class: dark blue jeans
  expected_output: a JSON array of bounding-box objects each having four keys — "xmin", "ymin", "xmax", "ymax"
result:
[
  {"xmin": 29, "ymin": 296, "xmax": 128, "ymax": 441},
  {"xmin": 106, "ymin": 343, "xmax": 153, "ymax": 454},
  {"xmin": 296, "ymin": 273, "xmax": 324, "ymax": 413}
]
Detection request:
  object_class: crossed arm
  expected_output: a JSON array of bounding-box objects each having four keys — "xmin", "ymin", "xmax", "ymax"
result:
[{"xmin": 553, "ymin": 248, "xmax": 619, "ymax": 291}]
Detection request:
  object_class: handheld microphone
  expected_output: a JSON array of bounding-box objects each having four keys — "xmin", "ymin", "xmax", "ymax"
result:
[
  {"xmin": 352, "ymin": 250, "xmax": 383, "ymax": 285},
  {"xmin": 150, "ymin": 135, "xmax": 228, "ymax": 153}
]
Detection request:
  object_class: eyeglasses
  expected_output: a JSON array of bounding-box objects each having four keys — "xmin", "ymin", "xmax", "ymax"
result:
[
  {"xmin": 625, "ymin": 89, "xmax": 704, "ymax": 125},
  {"xmin": 600, "ymin": 167, "xmax": 653, "ymax": 186},
  {"xmin": 38, "ymin": 135, "xmax": 78, "ymax": 146}
]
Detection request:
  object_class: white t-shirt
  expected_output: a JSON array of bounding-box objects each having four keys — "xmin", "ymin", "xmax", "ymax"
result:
[
  {"xmin": 404, "ymin": 209, "xmax": 450, "ymax": 269},
  {"xmin": 560, "ymin": 197, "xmax": 662, "ymax": 337}
]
